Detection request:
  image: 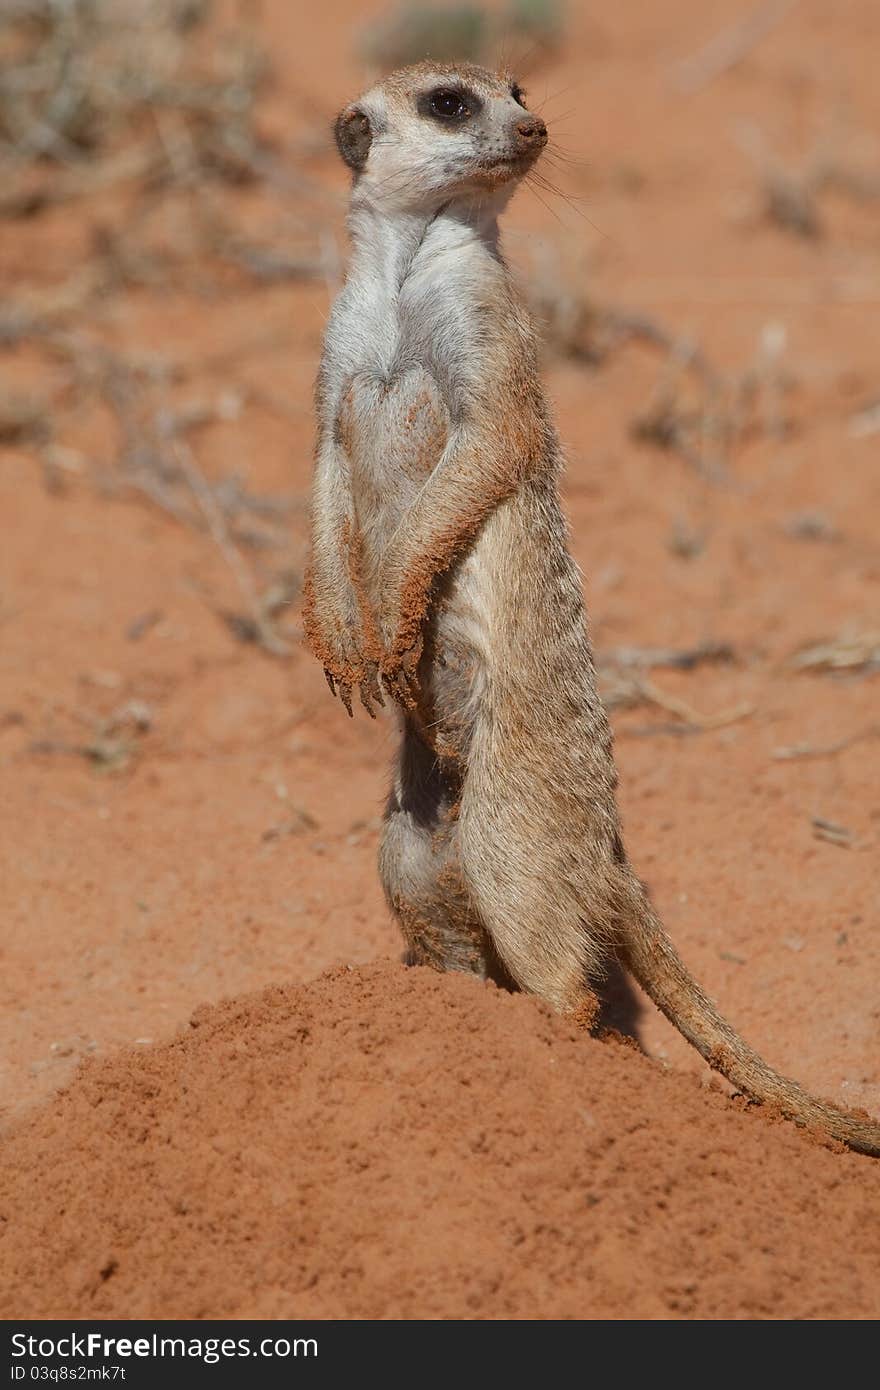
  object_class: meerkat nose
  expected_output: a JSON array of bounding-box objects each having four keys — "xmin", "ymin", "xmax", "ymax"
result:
[{"xmin": 515, "ymin": 116, "xmax": 547, "ymax": 147}]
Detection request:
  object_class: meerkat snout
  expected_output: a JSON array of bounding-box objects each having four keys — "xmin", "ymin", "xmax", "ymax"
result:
[
  {"xmin": 514, "ymin": 115, "xmax": 547, "ymax": 148},
  {"xmin": 333, "ymin": 62, "xmax": 547, "ymax": 211}
]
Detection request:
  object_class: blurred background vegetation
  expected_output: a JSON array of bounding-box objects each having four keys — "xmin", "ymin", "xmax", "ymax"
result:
[{"xmin": 1, "ymin": 0, "xmax": 878, "ymax": 678}]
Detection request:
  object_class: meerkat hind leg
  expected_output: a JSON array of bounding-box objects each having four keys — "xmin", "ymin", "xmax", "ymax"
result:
[
  {"xmin": 458, "ymin": 747, "xmax": 610, "ymax": 1018},
  {"xmin": 380, "ymin": 724, "xmax": 506, "ymax": 981}
]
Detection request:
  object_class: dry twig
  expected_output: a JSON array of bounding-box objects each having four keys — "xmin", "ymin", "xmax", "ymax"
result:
[
  {"xmin": 811, "ymin": 817, "xmax": 855, "ymax": 849},
  {"xmin": 598, "ymin": 644, "xmax": 752, "ymax": 730},
  {"xmin": 790, "ymin": 633, "xmax": 880, "ymax": 676},
  {"xmin": 772, "ymin": 727, "xmax": 879, "ymax": 761},
  {"xmin": 673, "ymin": 0, "xmax": 799, "ymax": 95},
  {"xmin": 171, "ymin": 439, "xmax": 291, "ymax": 658}
]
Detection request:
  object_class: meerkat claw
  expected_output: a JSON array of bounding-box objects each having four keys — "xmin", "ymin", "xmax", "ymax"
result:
[
  {"xmin": 377, "ymin": 646, "xmax": 420, "ymax": 706},
  {"xmin": 338, "ymin": 682, "xmax": 354, "ymax": 717},
  {"xmin": 400, "ymin": 650, "xmax": 419, "ymax": 679},
  {"xmin": 364, "ymin": 660, "xmax": 385, "ymax": 708},
  {"xmin": 395, "ymin": 668, "xmax": 418, "ymax": 707}
]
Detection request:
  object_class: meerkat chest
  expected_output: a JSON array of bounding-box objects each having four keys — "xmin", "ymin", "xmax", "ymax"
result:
[
  {"xmin": 333, "ymin": 363, "xmax": 450, "ymax": 610},
  {"xmin": 326, "ymin": 228, "xmax": 488, "ymax": 477},
  {"xmin": 337, "ymin": 366, "xmax": 450, "ymax": 492},
  {"xmin": 328, "ymin": 235, "xmax": 488, "ymax": 550}
]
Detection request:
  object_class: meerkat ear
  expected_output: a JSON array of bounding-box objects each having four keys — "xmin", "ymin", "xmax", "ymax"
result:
[{"xmin": 334, "ymin": 107, "xmax": 372, "ymax": 172}]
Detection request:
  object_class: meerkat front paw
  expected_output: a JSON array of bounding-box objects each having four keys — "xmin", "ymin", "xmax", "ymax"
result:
[
  {"xmin": 379, "ymin": 644, "xmax": 421, "ymax": 709},
  {"xmin": 319, "ymin": 622, "xmax": 386, "ymax": 717},
  {"xmin": 302, "ymin": 578, "xmax": 384, "ymax": 718},
  {"xmin": 324, "ymin": 654, "xmax": 385, "ymax": 718},
  {"xmin": 374, "ymin": 569, "xmax": 428, "ymax": 708},
  {"xmin": 376, "ymin": 606, "xmax": 423, "ymax": 708}
]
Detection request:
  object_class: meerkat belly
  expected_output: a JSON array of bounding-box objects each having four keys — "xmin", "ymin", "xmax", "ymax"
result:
[
  {"xmin": 337, "ymin": 365, "xmax": 451, "ymax": 606},
  {"xmin": 425, "ymin": 484, "xmax": 601, "ymax": 756},
  {"xmin": 412, "ymin": 542, "xmax": 494, "ymax": 761}
]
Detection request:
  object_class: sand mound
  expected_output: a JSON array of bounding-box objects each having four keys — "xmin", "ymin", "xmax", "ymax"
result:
[{"xmin": 2, "ymin": 962, "xmax": 879, "ymax": 1320}]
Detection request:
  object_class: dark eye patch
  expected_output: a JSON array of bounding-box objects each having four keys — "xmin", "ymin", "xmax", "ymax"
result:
[
  {"xmin": 417, "ymin": 86, "xmax": 482, "ymax": 124},
  {"xmin": 510, "ymin": 82, "xmax": 527, "ymax": 108}
]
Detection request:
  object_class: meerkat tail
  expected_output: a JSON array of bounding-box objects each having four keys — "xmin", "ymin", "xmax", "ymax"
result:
[{"xmin": 620, "ymin": 891, "xmax": 880, "ymax": 1157}]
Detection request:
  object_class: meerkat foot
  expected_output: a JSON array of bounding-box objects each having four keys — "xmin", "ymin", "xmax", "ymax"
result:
[
  {"xmin": 380, "ymin": 728, "xmax": 494, "ymax": 976},
  {"xmin": 567, "ymin": 989, "xmax": 602, "ymax": 1034}
]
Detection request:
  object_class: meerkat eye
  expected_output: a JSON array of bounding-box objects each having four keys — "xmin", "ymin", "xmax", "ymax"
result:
[
  {"xmin": 418, "ymin": 87, "xmax": 479, "ymax": 123},
  {"xmin": 510, "ymin": 83, "xmax": 527, "ymax": 108},
  {"xmin": 431, "ymin": 90, "xmax": 469, "ymax": 120}
]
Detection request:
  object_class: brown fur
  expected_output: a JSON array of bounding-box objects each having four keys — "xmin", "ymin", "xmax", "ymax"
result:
[{"xmin": 304, "ymin": 63, "xmax": 880, "ymax": 1156}]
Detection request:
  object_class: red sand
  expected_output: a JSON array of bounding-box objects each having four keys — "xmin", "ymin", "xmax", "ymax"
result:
[
  {"xmin": 2, "ymin": 962, "xmax": 879, "ymax": 1321},
  {"xmin": 2, "ymin": 0, "xmax": 879, "ymax": 1321}
]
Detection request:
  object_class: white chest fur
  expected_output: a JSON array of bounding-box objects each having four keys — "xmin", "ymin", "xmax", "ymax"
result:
[{"xmin": 322, "ymin": 206, "xmax": 504, "ymax": 427}]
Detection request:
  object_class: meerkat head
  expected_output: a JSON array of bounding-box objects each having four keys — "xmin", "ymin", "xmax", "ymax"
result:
[{"xmin": 334, "ymin": 62, "xmax": 547, "ymax": 214}]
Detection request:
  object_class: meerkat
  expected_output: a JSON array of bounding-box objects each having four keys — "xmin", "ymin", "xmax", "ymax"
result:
[{"xmin": 303, "ymin": 61, "xmax": 880, "ymax": 1155}]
